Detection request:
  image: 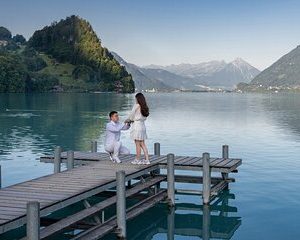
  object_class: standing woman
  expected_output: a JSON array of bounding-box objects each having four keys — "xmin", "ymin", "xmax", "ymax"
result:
[{"xmin": 126, "ymin": 93, "xmax": 150, "ymax": 164}]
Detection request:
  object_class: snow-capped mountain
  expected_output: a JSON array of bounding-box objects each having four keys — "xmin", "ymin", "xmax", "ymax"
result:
[
  {"xmin": 112, "ymin": 52, "xmax": 260, "ymax": 90},
  {"xmin": 145, "ymin": 58, "xmax": 260, "ymax": 89},
  {"xmin": 146, "ymin": 60, "xmax": 227, "ymax": 78}
]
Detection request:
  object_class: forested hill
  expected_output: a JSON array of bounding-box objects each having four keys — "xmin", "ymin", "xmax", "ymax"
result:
[{"xmin": 0, "ymin": 15, "xmax": 135, "ymax": 93}]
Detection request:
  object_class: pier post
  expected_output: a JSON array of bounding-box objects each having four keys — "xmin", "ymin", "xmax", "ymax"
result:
[
  {"xmin": 222, "ymin": 145, "xmax": 229, "ymax": 180},
  {"xmin": 67, "ymin": 150, "xmax": 74, "ymax": 170},
  {"xmin": 222, "ymin": 145, "xmax": 229, "ymax": 159},
  {"xmin": 202, "ymin": 204, "xmax": 211, "ymax": 240},
  {"xmin": 202, "ymin": 152, "xmax": 211, "ymax": 204},
  {"xmin": 153, "ymin": 142, "xmax": 161, "ymax": 193},
  {"xmin": 54, "ymin": 146, "xmax": 62, "ymax": 173},
  {"xmin": 167, "ymin": 206, "xmax": 175, "ymax": 240},
  {"xmin": 154, "ymin": 142, "xmax": 160, "ymax": 156},
  {"xmin": 91, "ymin": 141, "xmax": 97, "ymax": 153},
  {"xmin": 116, "ymin": 170, "xmax": 126, "ymax": 239},
  {"xmin": 26, "ymin": 201, "xmax": 40, "ymax": 240},
  {"xmin": 167, "ymin": 153, "xmax": 175, "ymax": 206},
  {"xmin": 0, "ymin": 165, "xmax": 1, "ymax": 189}
]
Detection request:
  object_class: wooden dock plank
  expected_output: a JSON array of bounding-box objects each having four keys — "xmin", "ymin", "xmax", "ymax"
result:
[
  {"xmin": 210, "ymin": 158, "xmax": 226, "ymax": 167},
  {"xmin": 0, "ymin": 151, "xmax": 242, "ymax": 236},
  {"xmin": 214, "ymin": 158, "xmax": 234, "ymax": 167},
  {"xmin": 0, "ymin": 190, "xmax": 68, "ymax": 200},
  {"xmin": 188, "ymin": 157, "xmax": 204, "ymax": 166},
  {"xmin": 0, "ymin": 160, "xmax": 161, "ymax": 234},
  {"xmin": 40, "ymin": 152, "xmax": 241, "ymax": 169},
  {"xmin": 181, "ymin": 157, "xmax": 200, "ymax": 165},
  {"xmin": 39, "ymin": 176, "xmax": 166, "ymax": 239},
  {"xmin": 173, "ymin": 156, "xmax": 192, "ymax": 165}
]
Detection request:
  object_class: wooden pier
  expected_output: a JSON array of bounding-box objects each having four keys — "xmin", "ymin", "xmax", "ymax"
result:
[{"xmin": 0, "ymin": 143, "xmax": 242, "ymax": 239}]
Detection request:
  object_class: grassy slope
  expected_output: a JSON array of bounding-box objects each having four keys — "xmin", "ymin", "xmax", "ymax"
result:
[{"xmin": 38, "ymin": 54, "xmax": 92, "ymax": 91}]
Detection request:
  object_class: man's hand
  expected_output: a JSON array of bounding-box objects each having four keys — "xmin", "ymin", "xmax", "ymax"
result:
[{"xmin": 124, "ymin": 119, "xmax": 134, "ymax": 124}]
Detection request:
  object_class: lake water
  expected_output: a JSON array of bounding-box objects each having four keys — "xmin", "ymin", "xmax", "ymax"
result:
[{"xmin": 0, "ymin": 92, "xmax": 300, "ymax": 239}]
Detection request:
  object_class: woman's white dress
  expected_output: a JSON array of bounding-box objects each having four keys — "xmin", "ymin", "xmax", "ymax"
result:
[{"xmin": 127, "ymin": 103, "xmax": 148, "ymax": 140}]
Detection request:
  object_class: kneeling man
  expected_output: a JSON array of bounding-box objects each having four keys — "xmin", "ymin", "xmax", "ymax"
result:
[{"xmin": 105, "ymin": 111, "xmax": 130, "ymax": 163}]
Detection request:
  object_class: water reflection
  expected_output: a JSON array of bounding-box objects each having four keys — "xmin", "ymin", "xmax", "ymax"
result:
[
  {"xmin": 262, "ymin": 93, "xmax": 300, "ymax": 139},
  {"xmin": 119, "ymin": 191, "xmax": 241, "ymax": 240},
  {"xmin": 2, "ymin": 92, "xmax": 300, "ymax": 239},
  {"xmin": 0, "ymin": 93, "xmax": 134, "ymax": 186},
  {"xmin": 0, "ymin": 93, "xmax": 133, "ymax": 153}
]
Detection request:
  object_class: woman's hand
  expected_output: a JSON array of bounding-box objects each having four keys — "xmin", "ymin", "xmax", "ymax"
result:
[{"xmin": 124, "ymin": 119, "xmax": 133, "ymax": 124}]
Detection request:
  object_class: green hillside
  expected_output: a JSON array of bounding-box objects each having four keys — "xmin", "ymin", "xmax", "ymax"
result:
[{"xmin": 0, "ymin": 16, "xmax": 135, "ymax": 93}]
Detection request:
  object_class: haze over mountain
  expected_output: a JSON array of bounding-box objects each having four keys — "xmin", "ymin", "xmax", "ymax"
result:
[
  {"xmin": 145, "ymin": 58, "xmax": 260, "ymax": 89},
  {"xmin": 237, "ymin": 45, "xmax": 300, "ymax": 91},
  {"xmin": 111, "ymin": 52, "xmax": 210, "ymax": 91},
  {"xmin": 112, "ymin": 51, "xmax": 260, "ymax": 91},
  {"xmin": 111, "ymin": 52, "xmax": 172, "ymax": 91}
]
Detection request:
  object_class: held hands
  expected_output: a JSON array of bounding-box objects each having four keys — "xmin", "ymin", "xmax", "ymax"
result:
[
  {"xmin": 124, "ymin": 119, "xmax": 134, "ymax": 124},
  {"xmin": 124, "ymin": 119, "xmax": 134, "ymax": 127}
]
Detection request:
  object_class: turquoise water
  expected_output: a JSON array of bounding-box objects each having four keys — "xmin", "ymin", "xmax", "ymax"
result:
[{"xmin": 0, "ymin": 92, "xmax": 300, "ymax": 239}]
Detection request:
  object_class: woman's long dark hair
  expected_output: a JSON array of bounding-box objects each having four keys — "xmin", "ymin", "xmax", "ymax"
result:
[{"xmin": 135, "ymin": 93, "xmax": 149, "ymax": 117}]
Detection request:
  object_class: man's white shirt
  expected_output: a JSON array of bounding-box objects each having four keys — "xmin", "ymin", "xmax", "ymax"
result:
[{"xmin": 105, "ymin": 121, "xmax": 129, "ymax": 147}]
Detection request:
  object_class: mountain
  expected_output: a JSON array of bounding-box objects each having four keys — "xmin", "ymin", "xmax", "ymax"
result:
[
  {"xmin": 237, "ymin": 45, "xmax": 300, "ymax": 91},
  {"xmin": 146, "ymin": 60, "xmax": 227, "ymax": 78},
  {"xmin": 110, "ymin": 52, "xmax": 172, "ymax": 91},
  {"xmin": 0, "ymin": 16, "xmax": 134, "ymax": 93},
  {"xmin": 112, "ymin": 52, "xmax": 213, "ymax": 91},
  {"xmin": 145, "ymin": 58, "xmax": 260, "ymax": 89},
  {"xmin": 138, "ymin": 67, "xmax": 203, "ymax": 90}
]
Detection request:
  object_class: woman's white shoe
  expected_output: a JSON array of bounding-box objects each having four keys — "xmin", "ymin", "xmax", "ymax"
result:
[
  {"xmin": 143, "ymin": 160, "xmax": 151, "ymax": 165},
  {"xmin": 137, "ymin": 160, "xmax": 145, "ymax": 165},
  {"xmin": 131, "ymin": 159, "xmax": 140, "ymax": 164}
]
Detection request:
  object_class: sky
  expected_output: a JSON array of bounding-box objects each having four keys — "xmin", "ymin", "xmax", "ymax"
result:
[{"xmin": 1, "ymin": 0, "xmax": 300, "ymax": 70}]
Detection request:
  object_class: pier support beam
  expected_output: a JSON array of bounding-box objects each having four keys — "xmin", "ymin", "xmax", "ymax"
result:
[
  {"xmin": 153, "ymin": 142, "xmax": 161, "ymax": 193},
  {"xmin": 26, "ymin": 201, "xmax": 40, "ymax": 240},
  {"xmin": 91, "ymin": 141, "xmax": 97, "ymax": 153},
  {"xmin": 202, "ymin": 204, "xmax": 211, "ymax": 240},
  {"xmin": 202, "ymin": 152, "xmax": 211, "ymax": 205},
  {"xmin": 167, "ymin": 206, "xmax": 175, "ymax": 240},
  {"xmin": 83, "ymin": 199, "xmax": 101, "ymax": 224},
  {"xmin": 67, "ymin": 151, "xmax": 74, "ymax": 170},
  {"xmin": 116, "ymin": 170, "xmax": 126, "ymax": 239},
  {"xmin": 222, "ymin": 145, "xmax": 229, "ymax": 180},
  {"xmin": 0, "ymin": 165, "xmax": 2, "ymax": 189},
  {"xmin": 54, "ymin": 146, "xmax": 62, "ymax": 174},
  {"xmin": 167, "ymin": 153, "xmax": 175, "ymax": 207},
  {"xmin": 154, "ymin": 142, "xmax": 160, "ymax": 156}
]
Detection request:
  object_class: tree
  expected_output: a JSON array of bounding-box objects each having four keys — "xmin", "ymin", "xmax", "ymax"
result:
[
  {"xmin": 13, "ymin": 34, "xmax": 26, "ymax": 44},
  {"xmin": 0, "ymin": 54, "xmax": 27, "ymax": 92},
  {"xmin": 0, "ymin": 27, "xmax": 12, "ymax": 40},
  {"xmin": 28, "ymin": 15, "xmax": 135, "ymax": 93}
]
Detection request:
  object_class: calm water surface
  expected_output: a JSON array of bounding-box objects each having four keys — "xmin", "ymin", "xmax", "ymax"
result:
[{"xmin": 0, "ymin": 92, "xmax": 300, "ymax": 239}]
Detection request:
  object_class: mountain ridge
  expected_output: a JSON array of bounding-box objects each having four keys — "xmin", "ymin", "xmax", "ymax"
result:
[
  {"xmin": 142, "ymin": 58, "xmax": 260, "ymax": 89},
  {"xmin": 237, "ymin": 45, "xmax": 300, "ymax": 92},
  {"xmin": 111, "ymin": 52, "xmax": 173, "ymax": 91}
]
